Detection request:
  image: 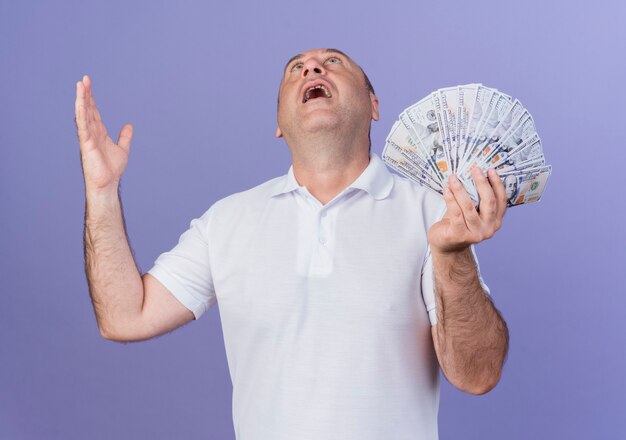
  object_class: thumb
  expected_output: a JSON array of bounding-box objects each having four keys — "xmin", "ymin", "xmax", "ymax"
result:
[{"xmin": 117, "ymin": 124, "xmax": 134, "ymax": 152}]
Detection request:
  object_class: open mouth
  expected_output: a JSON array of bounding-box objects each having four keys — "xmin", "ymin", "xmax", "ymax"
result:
[{"xmin": 302, "ymin": 83, "xmax": 332, "ymax": 103}]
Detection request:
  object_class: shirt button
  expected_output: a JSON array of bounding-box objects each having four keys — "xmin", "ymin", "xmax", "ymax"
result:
[
  {"xmin": 319, "ymin": 236, "xmax": 327, "ymax": 244},
  {"xmin": 321, "ymin": 211, "xmax": 327, "ymax": 218}
]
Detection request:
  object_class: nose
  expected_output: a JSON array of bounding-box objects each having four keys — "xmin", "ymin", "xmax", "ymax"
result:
[{"xmin": 301, "ymin": 58, "xmax": 324, "ymax": 78}]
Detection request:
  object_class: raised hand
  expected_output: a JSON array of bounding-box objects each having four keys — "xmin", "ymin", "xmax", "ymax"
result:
[
  {"xmin": 428, "ymin": 167, "xmax": 507, "ymax": 254},
  {"xmin": 75, "ymin": 75, "xmax": 133, "ymax": 193}
]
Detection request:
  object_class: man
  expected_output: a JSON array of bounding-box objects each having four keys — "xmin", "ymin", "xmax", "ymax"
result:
[
  {"xmin": 75, "ymin": 48, "xmax": 509, "ymax": 440},
  {"xmin": 504, "ymin": 173, "xmax": 519, "ymax": 206}
]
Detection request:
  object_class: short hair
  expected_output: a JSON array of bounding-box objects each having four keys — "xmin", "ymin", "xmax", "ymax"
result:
[{"xmin": 359, "ymin": 66, "xmax": 375, "ymax": 95}]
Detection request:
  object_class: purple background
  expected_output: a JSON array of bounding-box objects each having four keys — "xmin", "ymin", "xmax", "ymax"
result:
[{"xmin": 2, "ymin": 1, "xmax": 625, "ymax": 438}]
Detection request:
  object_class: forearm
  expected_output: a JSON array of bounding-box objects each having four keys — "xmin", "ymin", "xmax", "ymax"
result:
[
  {"xmin": 431, "ymin": 247, "xmax": 509, "ymax": 394},
  {"xmin": 84, "ymin": 186, "xmax": 144, "ymax": 339}
]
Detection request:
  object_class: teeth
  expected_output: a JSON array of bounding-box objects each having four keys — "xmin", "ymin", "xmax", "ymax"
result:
[{"xmin": 304, "ymin": 84, "xmax": 331, "ymax": 102}]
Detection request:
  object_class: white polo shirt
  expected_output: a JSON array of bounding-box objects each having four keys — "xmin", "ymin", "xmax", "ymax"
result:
[{"xmin": 149, "ymin": 154, "xmax": 479, "ymax": 440}]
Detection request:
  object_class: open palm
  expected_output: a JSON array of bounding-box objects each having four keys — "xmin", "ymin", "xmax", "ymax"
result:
[{"xmin": 75, "ymin": 75, "xmax": 133, "ymax": 192}]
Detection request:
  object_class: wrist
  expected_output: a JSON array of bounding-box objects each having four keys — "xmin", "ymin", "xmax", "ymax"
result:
[
  {"xmin": 85, "ymin": 181, "xmax": 119, "ymax": 202},
  {"xmin": 85, "ymin": 185, "xmax": 121, "ymax": 218},
  {"xmin": 430, "ymin": 244, "xmax": 471, "ymax": 262},
  {"xmin": 431, "ymin": 245, "xmax": 480, "ymax": 287}
]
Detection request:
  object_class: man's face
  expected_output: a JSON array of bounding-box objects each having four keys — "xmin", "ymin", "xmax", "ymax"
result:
[
  {"xmin": 276, "ymin": 48, "xmax": 378, "ymax": 141},
  {"xmin": 504, "ymin": 175, "xmax": 518, "ymax": 201}
]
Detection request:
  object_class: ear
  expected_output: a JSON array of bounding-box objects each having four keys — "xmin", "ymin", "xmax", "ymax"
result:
[
  {"xmin": 275, "ymin": 126, "xmax": 283, "ymax": 138},
  {"xmin": 370, "ymin": 93, "xmax": 379, "ymax": 121}
]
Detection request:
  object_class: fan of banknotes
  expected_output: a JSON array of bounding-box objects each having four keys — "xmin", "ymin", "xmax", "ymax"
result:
[{"xmin": 382, "ymin": 84, "xmax": 551, "ymax": 207}]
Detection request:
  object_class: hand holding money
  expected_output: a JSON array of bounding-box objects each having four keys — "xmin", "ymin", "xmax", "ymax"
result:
[
  {"xmin": 382, "ymin": 84, "xmax": 551, "ymax": 207},
  {"xmin": 75, "ymin": 75, "xmax": 134, "ymax": 195},
  {"xmin": 427, "ymin": 167, "xmax": 507, "ymax": 254}
]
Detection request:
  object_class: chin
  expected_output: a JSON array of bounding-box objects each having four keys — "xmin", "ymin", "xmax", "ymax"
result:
[{"xmin": 301, "ymin": 110, "xmax": 342, "ymax": 131}]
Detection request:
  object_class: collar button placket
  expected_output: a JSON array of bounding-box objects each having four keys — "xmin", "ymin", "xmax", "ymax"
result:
[{"xmin": 318, "ymin": 207, "xmax": 330, "ymax": 246}]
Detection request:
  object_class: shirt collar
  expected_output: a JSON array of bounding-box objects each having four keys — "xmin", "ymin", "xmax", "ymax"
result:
[
  {"xmin": 347, "ymin": 153, "xmax": 394, "ymax": 200},
  {"xmin": 269, "ymin": 165, "xmax": 300, "ymax": 197},
  {"xmin": 270, "ymin": 153, "xmax": 394, "ymax": 200}
]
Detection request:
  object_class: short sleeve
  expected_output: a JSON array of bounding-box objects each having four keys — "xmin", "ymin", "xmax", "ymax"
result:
[
  {"xmin": 147, "ymin": 209, "xmax": 217, "ymax": 320},
  {"xmin": 420, "ymin": 245, "xmax": 491, "ymax": 326}
]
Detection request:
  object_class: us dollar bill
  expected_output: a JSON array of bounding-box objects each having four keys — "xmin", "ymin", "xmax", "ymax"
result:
[
  {"xmin": 498, "ymin": 165, "xmax": 552, "ymax": 207},
  {"xmin": 381, "ymin": 142, "xmax": 444, "ymax": 194},
  {"xmin": 399, "ymin": 97, "xmax": 448, "ymax": 182},
  {"xmin": 493, "ymin": 134, "xmax": 545, "ymax": 173},
  {"xmin": 460, "ymin": 99, "xmax": 525, "ymax": 178},
  {"xmin": 383, "ymin": 84, "xmax": 551, "ymax": 209},
  {"xmin": 477, "ymin": 110, "xmax": 537, "ymax": 170},
  {"xmin": 438, "ymin": 87, "xmax": 460, "ymax": 173},
  {"xmin": 461, "ymin": 89, "xmax": 501, "ymax": 166},
  {"xmin": 383, "ymin": 122, "xmax": 443, "ymax": 190},
  {"xmin": 430, "ymin": 92, "xmax": 453, "ymax": 180},
  {"xmin": 457, "ymin": 84, "xmax": 480, "ymax": 170},
  {"xmin": 501, "ymin": 134, "xmax": 544, "ymax": 165}
]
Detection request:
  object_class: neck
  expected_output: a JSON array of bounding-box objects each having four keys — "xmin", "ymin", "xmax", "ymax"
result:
[{"xmin": 288, "ymin": 130, "xmax": 371, "ymax": 205}]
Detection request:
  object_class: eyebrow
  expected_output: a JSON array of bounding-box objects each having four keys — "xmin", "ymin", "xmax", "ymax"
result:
[
  {"xmin": 283, "ymin": 53, "xmax": 303, "ymax": 72},
  {"xmin": 283, "ymin": 48, "xmax": 351, "ymax": 72},
  {"xmin": 325, "ymin": 48, "xmax": 350, "ymax": 59}
]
